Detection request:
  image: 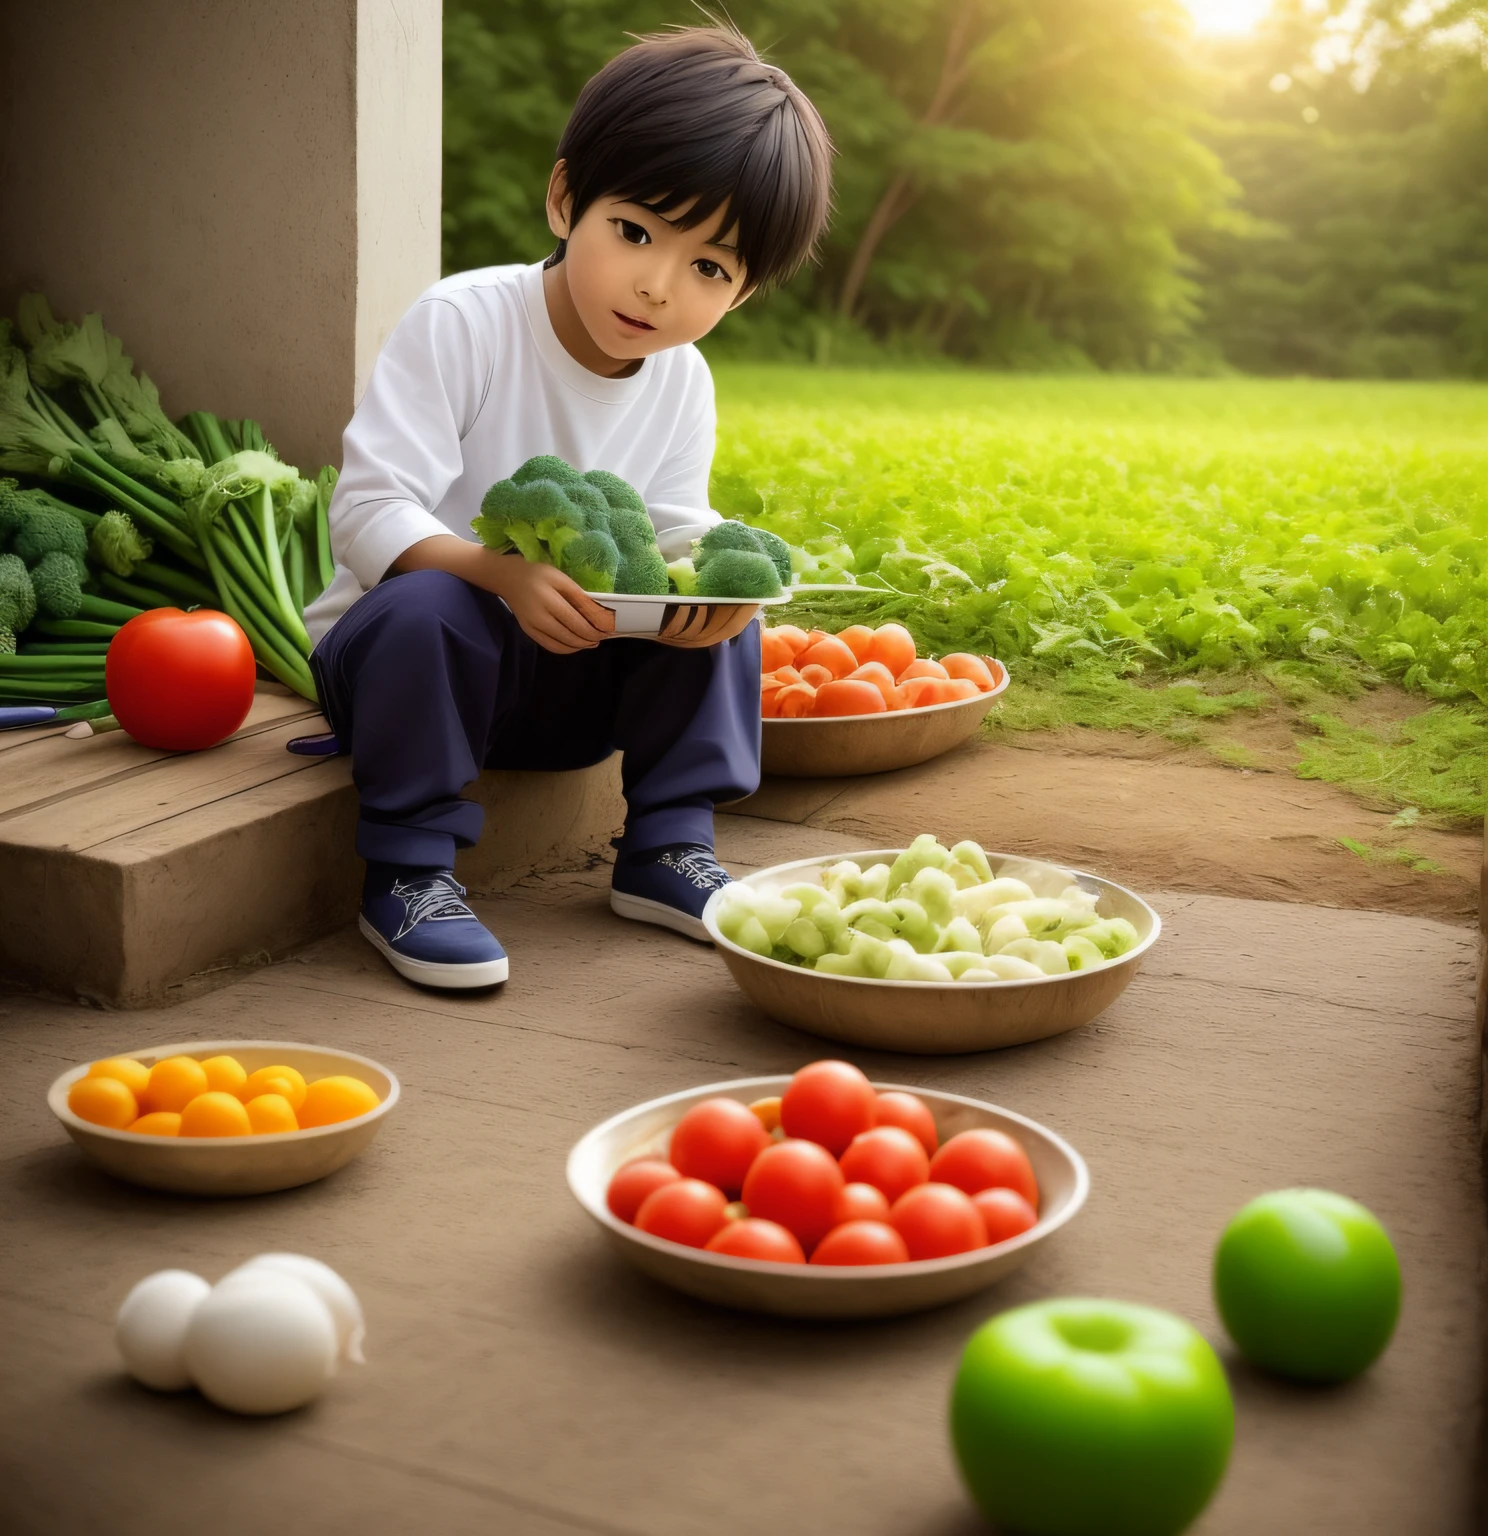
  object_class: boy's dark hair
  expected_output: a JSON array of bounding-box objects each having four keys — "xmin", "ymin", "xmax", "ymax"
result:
[{"xmin": 550, "ymin": 24, "xmax": 833, "ymax": 293}]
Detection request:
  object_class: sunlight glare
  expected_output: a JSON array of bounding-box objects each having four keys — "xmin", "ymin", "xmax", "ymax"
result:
[{"xmin": 1184, "ymin": 0, "xmax": 1274, "ymax": 34}]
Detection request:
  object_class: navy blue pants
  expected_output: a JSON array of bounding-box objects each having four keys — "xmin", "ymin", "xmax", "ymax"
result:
[{"xmin": 310, "ymin": 570, "xmax": 762, "ymax": 869}]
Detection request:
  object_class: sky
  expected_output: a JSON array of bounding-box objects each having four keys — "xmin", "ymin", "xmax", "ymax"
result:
[{"xmin": 1184, "ymin": 0, "xmax": 1275, "ymax": 34}]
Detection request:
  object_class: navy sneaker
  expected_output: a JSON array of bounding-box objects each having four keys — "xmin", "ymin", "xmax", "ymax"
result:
[
  {"xmin": 359, "ymin": 864, "xmax": 508, "ymax": 989},
  {"xmin": 610, "ymin": 843, "xmax": 735, "ymax": 942}
]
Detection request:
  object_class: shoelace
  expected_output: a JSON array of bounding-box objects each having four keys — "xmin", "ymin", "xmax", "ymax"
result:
[
  {"xmin": 657, "ymin": 848, "xmax": 733, "ymax": 892},
  {"xmin": 391, "ymin": 873, "xmax": 475, "ymax": 941}
]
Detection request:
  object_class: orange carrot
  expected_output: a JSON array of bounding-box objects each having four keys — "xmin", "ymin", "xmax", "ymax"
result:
[
  {"xmin": 760, "ymin": 629, "xmax": 798, "ymax": 673},
  {"xmin": 771, "ymin": 625, "xmax": 812, "ymax": 658},
  {"xmin": 799, "ymin": 663, "xmax": 835, "ymax": 689},
  {"xmin": 847, "ymin": 661, "xmax": 903, "ymax": 709},
  {"xmin": 775, "ymin": 683, "xmax": 817, "ymax": 718}
]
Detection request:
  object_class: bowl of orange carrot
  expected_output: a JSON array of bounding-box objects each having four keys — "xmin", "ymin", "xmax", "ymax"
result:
[{"xmin": 759, "ymin": 623, "xmax": 1008, "ymax": 778}]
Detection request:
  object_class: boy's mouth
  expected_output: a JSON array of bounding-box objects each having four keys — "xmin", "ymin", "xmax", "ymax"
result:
[{"xmin": 614, "ymin": 310, "xmax": 656, "ymax": 333}]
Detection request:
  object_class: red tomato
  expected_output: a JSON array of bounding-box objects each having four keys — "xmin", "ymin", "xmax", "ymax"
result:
[
  {"xmin": 703, "ymin": 1218, "xmax": 806, "ymax": 1264},
  {"xmin": 760, "ymin": 630, "xmax": 798, "ymax": 673},
  {"xmin": 740, "ymin": 1139, "xmax": 845, "ymax": 1253},
  {"xmin": 929, "ymin": 1129, "xmax": 1039, "ymax": 1208},
  {"xmin": 890, "ymin": 1182, "xmax": 989, "ymax": 1261},
  {"xmin": 835, "ymin": 625, "xmax": 877, "ymax": 665},
  {"xmin": 106, "ymin": 609, "xmax": 256, "ymax": 750},
  {"xmin": 780, "ymin": 1060, "xmax": 877, "ymax": 1156},
  {"xmin": 795, "ymin": 635, "xmax": 859, "ymax": 680},
  {"xmin": 865, "ymin": 623, "xmax": 916, "ymax": 678},
  {"xmin": 873, "ymin": 1091, "xmax": 939, "ymax": 1156},
  {"xmin": 839, "ymin": 1125, "xmax": 931, "ymax": 1204},
  {"xmin": 606, "ymin": 1158, "xmax": 682, "ymax": 1224},
  {"xmin": 811, "ymin": 679, "xmax": 888, "ymax": 717},
  {"xmin": 972, "ymin": 1187, "xmax": 1039, "ymax": 1244},
  {"xmin": 634, "ymin": 1178, "xmax": 729, "ymax": 1249},
  {"xmin": 940, "ymin": 653, "xmax": 996, "ymax": 691},
  {"xmin": 811, "ymin": 1220, "xmax": 911, "ymax": 1266},
  {"xmin": 833, "ymin": 1181, "xmax": 892, "ymax": 1226},
  {"xmin": 668, "ymin": 1097, "xmax": 770, "ymax": 1196}
]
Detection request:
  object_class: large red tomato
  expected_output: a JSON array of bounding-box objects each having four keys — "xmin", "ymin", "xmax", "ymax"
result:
[
  {"xmin": 873, "ymin": 1091, "xmax": 939, "ymax": 1156},
  {"xmin": 780, "ymin": 1060, "xmax": 877, "ymax": 1155},
  {"xmin": 669, "ymin": 1098, "xmax": 769, "ymax": 1196},
  {"xmin": 811, "ymin": 1220, "xmax": 911, "ymax": 1267},
  {"xmin": 929, "ymin": 1129, "xmax": 1040, "ymax": 1209},
  {"xmin": 890, "ymin": 1183, "xmax": 989, "ymax": 1261},
  {"xmin": 839, "ymin": 1126, "xmax": 931, "ymax": 1204},
  {"xmin": 634, "ymin": 1179, "xmax": 729, "ymax": 1249},
  {"xmin": 740, "ymin": 1139, "xmax": 845, "ymax": 1253},
  {"xmin": 106, "ymin": 609, "xmax": 257, "ymax": 750}
]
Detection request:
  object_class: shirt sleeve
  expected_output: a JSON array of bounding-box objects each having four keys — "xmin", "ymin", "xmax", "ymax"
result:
[
  {"xmin": 641, "ymin": 356, "xmax": 723, "ymax": 562},
  {"xmin": 327, "ymin": 295, "xmax": 488, "ymax": 590}
]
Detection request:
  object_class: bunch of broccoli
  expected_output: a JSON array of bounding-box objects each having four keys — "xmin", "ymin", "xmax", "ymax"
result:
[
  {"xmin": 473, "ymin": 455, "xmax": 794, "ymax": 600},
  {"xmin": 666, "ymin": 519, "xmax": 792, "ymax": 601}
]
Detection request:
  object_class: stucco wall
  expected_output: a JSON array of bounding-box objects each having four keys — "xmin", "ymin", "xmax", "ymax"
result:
[{"xmin": 0, "ymin": 0, "xmax": 441, "ymax": 473}]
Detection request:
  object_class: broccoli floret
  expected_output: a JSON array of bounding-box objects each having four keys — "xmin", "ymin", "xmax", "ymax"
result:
[
  {"xmin": 667, "ymin": 558, "xmax": 699, "ymax": 597},
  {"xmin": 0, "ymin": 626, "xmax": 14, "ymax": 655},
  {"xmin": 90, "ymin": 509, "xmax": 153, "ymax": 576},
  {"xmin": 581, "ymin": 468, "xmax": 648, "ymax": 515},
  {"xmin": 566, "ymin": 480, "xmax": 611, "ymax": 522},
  {"xmin": 616, "ymin": 546, "xmax": 670, "ymax": 596},
  {"xmin": 30, "ymin": 549, "xmax": 83, "ymax": 617},
  {"xmin": 473, "ymin": 477, "xmax": 592, "ymax": 565},
  {"xmin": 604, "ymin": 502, "xmax": 658, "ymax": 555},
  {"xmin": 695, "ymin": 520, "xmax": 765, "ymax": 565},
  {"xmin": 559, "ymin": 527, "xmax": 620, "ymax": 593},
  {"xmin": 694, "ymin": 547, "xmax": 783, "ymax": 599},
  {"xmin": 0, "ymin": 551, "xmax": 36, "ymax": 635},
  {"xmin": 750, "ymin": 527, "xmax": 793, "ymax": 585},
  {"xmin": 11, "ymin": 504, "xmax": 89, "ymax": 572},
  {"xmin": 511, "ymin": 454, "xmax": 581, "ymax": 488}
]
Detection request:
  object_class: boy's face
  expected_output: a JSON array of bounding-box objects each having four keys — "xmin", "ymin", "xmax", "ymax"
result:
[{"xmin": 547, "ymin": 164, "xmax": 750, "ymax": 365}]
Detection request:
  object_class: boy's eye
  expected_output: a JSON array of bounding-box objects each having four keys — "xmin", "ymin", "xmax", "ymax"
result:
[
  {"xmin": 694, "ymin": 259, "xmax": 731, "ymax": 283},
  {"xmin": 615, "ymin": 219, "xmax": 650, "ymax": 246}
]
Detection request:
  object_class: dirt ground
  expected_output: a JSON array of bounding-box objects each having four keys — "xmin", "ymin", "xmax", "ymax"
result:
[{"xmin": 733, "ymin": 723, "xmax": 1482, "ymax": 925}]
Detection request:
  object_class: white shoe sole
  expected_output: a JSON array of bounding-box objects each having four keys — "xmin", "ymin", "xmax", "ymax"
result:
[
  {"xmin": 609, "ymin": 889, "xmax": 713, "ymax": 943},
  {"xmin": 359, "ymin": 915, "xmax": 509, "ymax": 989}
]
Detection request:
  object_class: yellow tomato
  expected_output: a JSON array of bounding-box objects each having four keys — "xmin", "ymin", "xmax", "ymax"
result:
[
  {"xmin": 142, "ymin": 1056, "xmax": 210, "ymax": 1114},
  {"xmin": 239, "ymin": 1065, "xmax": 307, "ymax": 1111},
  {"xmin": 68, "ymin": 1075, "xmax": 138, "ymax": 1129},
  {"xmin": 126, "ymin": 1112, "xmax": 182, "ymax": 1137},
  {"xmin": 243, "ymin": 1093, "xmax": 299, "ymax": 1135},
  {"xmin": 199, "ymin": 1054, "xmax": 247, "ymax": 1095},
  {"xmin": 179, "ymin": 1091, "xmax": 252, "ymax": 1137},
  {"xmin": 87, "ymin": 1057, "xmax": 150, "ymax": 1096},
  {"xmin": 297, "ymin": 1076, "xmax": 380, "ymax": 1128}
]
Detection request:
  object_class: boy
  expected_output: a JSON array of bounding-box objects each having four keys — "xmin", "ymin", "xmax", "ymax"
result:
[{"xmin": 304, "ymin": 25, "xmax": 834, "ymax": 990}]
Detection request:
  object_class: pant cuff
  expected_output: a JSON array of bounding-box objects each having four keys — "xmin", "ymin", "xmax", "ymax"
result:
[
  {"xmin": 356, "ymin": 822, "xmax": 461, "ymax": 869},
  {"xmin": 616, "ymin": 805, "xmax": 716, "ymax": 859}
]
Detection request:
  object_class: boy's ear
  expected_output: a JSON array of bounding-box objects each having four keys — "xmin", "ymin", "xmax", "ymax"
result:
[
  {"xmin": 728, "ymin": 283, "xmax": 756, "ymax": 312},
  {"xmin": 545, "ymin": 161, "xmax": 573, "ymax": 241}
]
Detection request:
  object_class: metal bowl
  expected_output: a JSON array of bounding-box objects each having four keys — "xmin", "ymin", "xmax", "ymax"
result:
[
  {"xmin": 48, "ymin": 1041, "xmax": 400, "ymax": 1196},
  {"xmin": 567, "ymin": 1076, "xmax": 1088, "ymax": 1319},
  {"xmin": 761, "ymin": 658, "xmax": 1009, "ymax": 777},
  {"xmin": 703, "ymin": 850, "xmax": 1160, "ymax": 1055}
]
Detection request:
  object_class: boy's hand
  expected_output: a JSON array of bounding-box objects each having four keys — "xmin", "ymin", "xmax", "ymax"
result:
[
  {"xmin": 392, "ymin": 536, "xmax": 614, "ymax": 653},
  {"xmin": 656, "ymin": 603, "xmax": 760, "ymax": 649}
]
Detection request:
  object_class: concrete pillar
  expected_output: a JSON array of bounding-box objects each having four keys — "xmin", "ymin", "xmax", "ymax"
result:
[{"xmin": 0, "ymin": 0, "xmax": 442, "ymax": 473}]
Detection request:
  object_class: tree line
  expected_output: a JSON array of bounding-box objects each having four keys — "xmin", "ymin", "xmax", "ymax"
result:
[{"xmin": 442, "ymin": 0, "xmax": 1488, "ymax": 377}]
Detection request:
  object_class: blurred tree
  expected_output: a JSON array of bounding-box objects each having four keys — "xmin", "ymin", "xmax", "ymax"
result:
[
  {"xmin": 1191, "ymin": 0, "xmax": 1488, "ymax": 376},
  {"xmin": 443, "ymin": 0, "xmax": 1233, "ymax": 368}
]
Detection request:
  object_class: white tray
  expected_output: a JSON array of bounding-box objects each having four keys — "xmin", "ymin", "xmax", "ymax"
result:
[{"xmin": 594, "ymin": 591, "xmax": 794, "ymax": 636}]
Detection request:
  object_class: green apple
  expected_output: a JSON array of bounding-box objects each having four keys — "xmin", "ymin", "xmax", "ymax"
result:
[
  {"xmin": 950, "ymin": 1298, "xmax": 1234, "ymax": 1536},
  {"xmin": 1213, "ymin": 1187, "xmax": 1401, "ymax": 1383}
]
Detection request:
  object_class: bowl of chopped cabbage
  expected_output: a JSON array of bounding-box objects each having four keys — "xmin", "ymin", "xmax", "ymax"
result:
[{"xmin": 703, "ymin": 836, "xmax": 1160, "ymax": 1053}]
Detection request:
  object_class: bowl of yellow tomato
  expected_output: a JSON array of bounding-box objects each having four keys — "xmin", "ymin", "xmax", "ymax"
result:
[{"xmin": 48, "ymin": 1041, "xmax": 400, "ymax": 1196}]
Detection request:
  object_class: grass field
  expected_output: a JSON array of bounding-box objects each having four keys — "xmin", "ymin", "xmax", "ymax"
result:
[{"xmin": 711, "ymin": 368, "xmax": 1488, "ymax": 826}]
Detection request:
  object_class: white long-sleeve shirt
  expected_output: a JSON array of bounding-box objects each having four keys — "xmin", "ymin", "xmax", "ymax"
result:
[{"xmin": 304, "ymin": 261, "xmax": 722, "ymax": 645}]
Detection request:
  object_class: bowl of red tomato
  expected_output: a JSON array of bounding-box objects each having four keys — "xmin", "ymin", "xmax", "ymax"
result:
[
  {"xmin": 566, "ymin": 1061, "xmax": 1088, "ymax": 1319},
  {"xmin": 759, "ymin": 623, "xmax": 1009, "ymax": 778}
]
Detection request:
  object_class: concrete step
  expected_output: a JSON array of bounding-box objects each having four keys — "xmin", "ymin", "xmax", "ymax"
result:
[{"xmin": 0, "ymin": 686, "xmax": 623, "ymax": 1006}]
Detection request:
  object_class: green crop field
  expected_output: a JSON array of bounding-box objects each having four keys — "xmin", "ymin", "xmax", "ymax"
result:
[{"xmin": 711, "ymin": 368, "xmax": 1488, "ymax": 826}]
